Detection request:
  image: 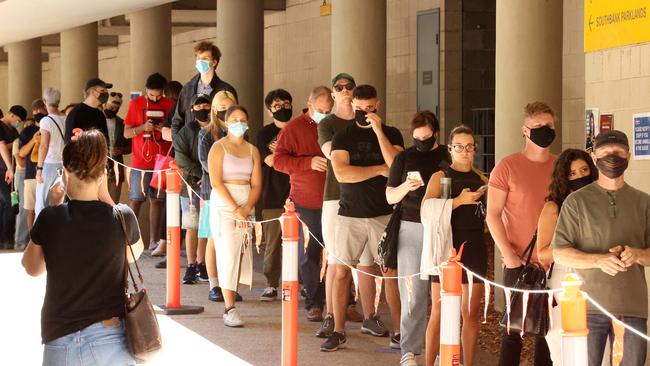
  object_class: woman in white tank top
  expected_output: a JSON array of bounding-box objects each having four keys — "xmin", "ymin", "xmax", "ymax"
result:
[{"xmin": 207, "ymin": 105, "xmax": 262, "ymax": 327}]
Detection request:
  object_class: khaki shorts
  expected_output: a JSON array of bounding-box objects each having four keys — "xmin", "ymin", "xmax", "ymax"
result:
[
  {"xmin": 23, "ymin": 179, "xmax": 36, "ymax": 211},
  {"xmin": 321, "ymin": 200, "xmax": 339, "ymax": 263},
  {"xmin": 332, "ymin": 215, "xmax": 390, "ymax": 267}
]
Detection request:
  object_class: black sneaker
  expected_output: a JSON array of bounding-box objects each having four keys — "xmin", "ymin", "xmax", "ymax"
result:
[
  {"xmin": 260, "ymin": 287, "xmax": 278, "ymax": 302},
  {"xmin": 315, "ymin": 313, "xmax": 334, "ymax": 338},
  {"xmin": 235, "ymin": 292, "xmax": 243, "ymax": 302},
  {"xmin": 183, "ymin": 264, "xmax": 198, "ymax": 284},
  {"xmin": 320, "ymin": 331, "xmax": 346, "ymax": 352},
  {"xmin": 390, "ymin": 332, "xmax": 401, "ymax": 349},
  {"xmin": 209, "ymin": 286, "xmax": 224, "ymax": 302},
  {"xmin": 196, "ymin": 262, "xmax": 209, "ymax": 282},
  {"xmin": 361, "ymin": 314, "xmax": 389, "ymax": 337},
  {"xmin": 154, "ymin": 259, "xmax": 166, "ymax": 269}
]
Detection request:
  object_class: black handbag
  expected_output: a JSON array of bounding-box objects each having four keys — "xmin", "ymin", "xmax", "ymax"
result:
[
  {"xmin": 115, "ymin": 208, "xmax": 162, "ymax": 363},
  {"xmin": 377, "ymin": 202, "xmax": 402, "ymax": 272},
  {"xmin": 499, "ymin": 232, "xmax": 551, "ymax": 337}
]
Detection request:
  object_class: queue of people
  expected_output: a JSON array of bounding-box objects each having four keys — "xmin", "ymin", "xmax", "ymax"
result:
[{"xmin": 1, "ymin": 38, "xmax": 648, "ymax": 366}]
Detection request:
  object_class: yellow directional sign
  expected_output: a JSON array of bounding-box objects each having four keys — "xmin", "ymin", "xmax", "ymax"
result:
[{"xmin": 585, "ymin": 0, "xmax": 650, "ymax": 52}]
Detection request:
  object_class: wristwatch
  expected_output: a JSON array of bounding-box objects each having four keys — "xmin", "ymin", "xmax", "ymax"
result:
[{"xmin": 36, "ymin": 166, "xmax": 43, "ymax": 171}]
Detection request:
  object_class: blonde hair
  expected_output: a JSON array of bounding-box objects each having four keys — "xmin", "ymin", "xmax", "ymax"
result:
[
  {"xmin": 208, "ymin": 90, "xmax": 237, "ymax": 140},
  {"xmin": 524, "ymin": 101, "xmax": 555, "ymax": 121}
]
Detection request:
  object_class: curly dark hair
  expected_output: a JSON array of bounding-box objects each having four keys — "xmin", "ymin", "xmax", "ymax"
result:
[{"xmin": 547, "ymin": 149, "xmax": 598, "ymax": 207}]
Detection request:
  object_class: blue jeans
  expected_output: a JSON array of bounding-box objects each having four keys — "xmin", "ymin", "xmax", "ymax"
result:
[
  {"xmin": 397, "ymin": 221, "xmax": 429, "ymax": 355},
  {"xmin": 587, "ymin": 314, "xmax": 647, "ymax": 366},
  {"xmin": 43, "ymin": 320, "xmax": 135, "ymax": 366},
  {"xmin": 14, "ymin": 168, "xmax": 29, "ymax": 245},
  {"xmin": 35, "ymin": 162, "xmax": 62, "ymax": 218},
  {"xmin": 296, "ymin": 204, "xmax": 325, "ymax": 311}
]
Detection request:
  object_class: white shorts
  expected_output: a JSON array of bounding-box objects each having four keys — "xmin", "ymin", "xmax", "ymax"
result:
[
  {"xmin": 321, "ymin": 200, "xmax": 339, "ymax": 264},
  {"xmin": 23, "ymin": 179, "xmax": 36, "ymax": 211}
]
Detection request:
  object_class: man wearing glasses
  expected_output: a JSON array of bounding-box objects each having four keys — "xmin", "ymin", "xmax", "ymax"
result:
[
  {"xmin": 102, "ymin": 92, "xmax": 131, "ymax": 203},
  {"xmin": 64, "ymin": 78, "xmax": 111, "ymax": 143},
  {"xmin": 487, "ymin": 101, "xmax": 557, "ymax": 365},
  {"xmin": 274, "ymin": 86, "xmax": 334, "ymax": 322},
  {"xmin": 256, "ymin": 89, "xmax": 292, "ymax": 302},
  {"xmin": 316, "ymin": 73, "xmax": 365, "ymax": 338},
  {"xmin": 323, "ymin": 84, "xmax": 404, "ymax": 352}
]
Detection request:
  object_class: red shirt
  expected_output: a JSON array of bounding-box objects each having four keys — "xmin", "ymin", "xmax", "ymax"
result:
[
  {"xmin": 273, "ymin": 113, "xmax": 326, "ymax": 209},
  {"xmin": 124, "ymin": 96, "xmax": 174, "ymax": 169}
]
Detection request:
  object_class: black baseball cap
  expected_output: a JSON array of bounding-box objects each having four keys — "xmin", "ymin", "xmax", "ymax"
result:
[
  {"xmin": 9, "ymin": 105, "xmax": 27, "ymax": 121},
  {"xmin": 85, "ymin": 78, "xmax": 113, "ymax": 91},
  {"xmin": 191, "ymin": 94, "xmax": 212, "ymax": 105},
  {"xmin": 594, "ymin": 130, "xmax": 629, "ymax": 151},
  {"xmin": 331, "ymin": 72, "xmax": 355, "ymax": 86}
]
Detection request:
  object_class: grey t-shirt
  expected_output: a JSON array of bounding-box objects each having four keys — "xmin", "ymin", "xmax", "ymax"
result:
[
  {"xmin": 317, "ymin": 114, "xmax": 353, "ymax": 201},
  {"xmin": 552, "ymin": 182, "xmax": 650, "ymax": 318}
]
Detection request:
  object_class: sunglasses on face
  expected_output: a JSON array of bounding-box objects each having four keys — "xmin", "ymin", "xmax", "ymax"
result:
[
  {"xmin": 449, "ymin": 144, "xmax": 477, "ymax": 153},
  {"xmin": 110, "ymin": 92, "xmax": 123, "ymax": 98},
  {"xmin": 333, "ymin": 83, "xmax": 355, "ymax": 92}
]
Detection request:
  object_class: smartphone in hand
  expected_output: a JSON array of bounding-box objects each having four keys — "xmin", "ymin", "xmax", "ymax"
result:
[{"xmin": 407, "ymin": 171, "xmax": 425, "ymax": 186}]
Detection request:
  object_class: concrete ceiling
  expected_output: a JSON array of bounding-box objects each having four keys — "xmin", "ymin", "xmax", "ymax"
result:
[
  {"xmin": 0, "ymin": 0, "xmax": 177, "ymax": 46},
  {"xmin": 0, "ymin": 0, "xmax": 287, "ymax": 46}
]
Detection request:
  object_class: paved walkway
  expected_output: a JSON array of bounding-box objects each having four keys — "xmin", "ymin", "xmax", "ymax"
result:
[{"xmin": 0, "ymin": 247, "xmax": 498, "ymax": 365}]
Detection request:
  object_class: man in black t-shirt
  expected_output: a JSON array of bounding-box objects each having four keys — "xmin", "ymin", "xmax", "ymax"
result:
[
  {"xmin": 321, "ymin": 85, "xmax": 404, "ymax": 352},
  {"xmin": 0, "ymin": 105, "xmax": 26, "ymax": 248},
  {"xmin": 64, "ymin": 78, "xmax": 111, "ymax": 142},
  {"xmin": 256, "ymin": 89, "xmax": 292, "ymax": 301}
]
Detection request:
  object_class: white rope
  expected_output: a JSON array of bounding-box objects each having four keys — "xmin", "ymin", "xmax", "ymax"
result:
[
  {"xmin": 106, "ymin": 155, "xmax": 172, "ymax": 173},
  {"xmin": 458, "ymin": 263, "xmax": 563, "ymax": 294},
  {"xmin": 584, "ymin": 292, "xmax": 650, "ymax": 343}
]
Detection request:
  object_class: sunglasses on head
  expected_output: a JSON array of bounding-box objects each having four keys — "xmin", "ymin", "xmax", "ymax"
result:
[{"xmin": 333, "ymin": 83, "xmax": 355, "ymax": 92}]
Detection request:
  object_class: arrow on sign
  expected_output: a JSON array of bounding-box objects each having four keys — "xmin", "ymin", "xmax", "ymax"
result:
[{"xmin": 589, "ymin": 15, "xmax": 594, "ymax": 31}]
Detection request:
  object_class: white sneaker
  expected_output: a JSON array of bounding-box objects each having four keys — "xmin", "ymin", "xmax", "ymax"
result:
[
  {"xmin": 150, "ymin": 240, "xmax": 166, "ymax": 257},
  {"xmin": 223, "ymin": 307, "xmax": 245, "ymax": 327},
  {"xmin": 400, "ymin": 352, "xmax": 417, "ymax": 366}
]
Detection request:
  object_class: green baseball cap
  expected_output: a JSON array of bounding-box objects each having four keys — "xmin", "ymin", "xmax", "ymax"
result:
[{"xmin": 331, "ymin": 73, "xmax": 356, "ymax": 86}]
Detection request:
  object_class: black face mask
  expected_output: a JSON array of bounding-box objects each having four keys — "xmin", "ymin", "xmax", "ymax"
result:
[
  {"xmin": 98, "ymin": 92, "xmax": 109, "ymax": 104},
  {"xmin": 568, "ymin": 175, "xmax": 594, "ymax": 191},
  {"xmin": 194, "ymin": 108, "xmax": 210, "ymax": 122},
  {"xmin": 413, "ymin": 135, "xmax": 436, "ymax": 152},
  {"xmin": 104, "ymin": 109, "xmax": 117, "ymax": 119},
  {"xmin": 596, "ymin": 154, "xmax": 628, "ymax": 179},
  {"xmin": 528, "ymin": 125, "xmax": 555, "ymax": 148},
  {"xmin": 355, "ymin": 110, "xmax": 370, "ymax": 126},
  {"xmin": 272, "ymin": 108, "xmax": 292, "ymax": 123},
  {"xmin": 216, "ymin": 110, "xmax": 226, "ymax": 122}
]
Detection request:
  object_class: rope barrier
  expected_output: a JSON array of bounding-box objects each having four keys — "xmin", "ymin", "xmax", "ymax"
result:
[{"xmin": 102, "ymin": 156, "xmax": 650, "ymax": 343}]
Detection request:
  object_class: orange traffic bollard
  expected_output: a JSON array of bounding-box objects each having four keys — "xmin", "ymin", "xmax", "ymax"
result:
[
  {"xmin": 559, "ymin": 273, "xmax": 588, "ymax": 366},
  {"xmin": 281, "ymin": 200, "xmax": 300, "ymax": 366},
  {"xmin": 155, "ymin": 162, "xmax": 204, "ymax": 315},
  {"xmin": 439, "ymin": 246, "xmax": 464, "ymax": 366}
]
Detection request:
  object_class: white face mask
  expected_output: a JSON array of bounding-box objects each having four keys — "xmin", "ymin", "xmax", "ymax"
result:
[{"xmin": 311, "ymin": 111, "xmax": 327, "ymax": 124}]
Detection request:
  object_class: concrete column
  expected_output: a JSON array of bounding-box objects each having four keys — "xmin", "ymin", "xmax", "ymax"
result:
[
  {"xmin": 129, "ymin": 4, "xmax": 172, "ymax": 91},
  {"xmin": 493, "ymin": 0, "xmax": 563, "ymax": 310},
  {"xmin": 6, "ymin": 38, "xmax": 42, "ymax": 110},
  {"xmin": 495, "ymin": 0, "xmax": 563, "ymax": 159},
  {"xmin": 60, "ymin": 23, "xmax": 98, "ymax": 106},
  {"xmin": 331, "ymin": 0, "xmax": 387, "ymax": 120},
  {"xmin": 216, "ymin": 0, "xmax": 263, "ymax": 141}
]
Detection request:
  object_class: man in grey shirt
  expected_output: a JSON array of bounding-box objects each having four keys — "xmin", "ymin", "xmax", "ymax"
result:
[{"xmin": 553, "ymin": 130, "xmax": 650, "ymax": 366}]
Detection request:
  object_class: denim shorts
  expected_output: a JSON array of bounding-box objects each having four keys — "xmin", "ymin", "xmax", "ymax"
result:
[
  {"xmin": 129, "ymin": 170, "xmax": 165, "ymax": 201},
  {"xmin": 198, "ymin": 200, "xmax": 211, "ymax": 238},
  {"xmin": 43, "ymin": 319, "xmax": 135, "ymax": 366}
]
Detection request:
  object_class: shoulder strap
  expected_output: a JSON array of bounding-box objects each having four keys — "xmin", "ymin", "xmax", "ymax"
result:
[
  {"xmin": 220, "ymin": 140, "xmax": 229, "ymax": 154},
  {"xmin": 520, "ymin": 230, "xmax": 538, "ymax": 265},
  {"xmin": 115, "ymin": 207, "xmax": 144, "ymax": 290},
  {"xmin": 45, "ymin": 116, "xmax": 65, "ymax": 142}
]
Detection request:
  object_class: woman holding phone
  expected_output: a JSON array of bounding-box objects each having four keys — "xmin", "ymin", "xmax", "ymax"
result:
[
  {"xmin": 423, "ymin": 125, "xmax": 488, "ymax": 366},
  {"xmin": 385, "ymin": 110, "xmax": 450, "ymax": 364}
]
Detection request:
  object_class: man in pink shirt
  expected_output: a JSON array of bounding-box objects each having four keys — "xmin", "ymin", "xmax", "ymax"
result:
[
  {"xmin": 273, "ymin": 86, "xmax": 334, "ymax": 322},
  {"xmin": 487, "ymin": 101, "xmax": 557, "ymax": 365}
]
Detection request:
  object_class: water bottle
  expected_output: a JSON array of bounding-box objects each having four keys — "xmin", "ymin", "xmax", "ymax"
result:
[{"xmin": 440, "ymin": 177, "xmax": 452, "ymax": 199}]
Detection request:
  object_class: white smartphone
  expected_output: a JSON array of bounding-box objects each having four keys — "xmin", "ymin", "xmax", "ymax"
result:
[
  {"xmin": 407, "ymin": 171, "xmax": 425, "ymax": 186},
  {"xmin": 476, "ymin": 184, "xmax": 488, "ymax": 193}
]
